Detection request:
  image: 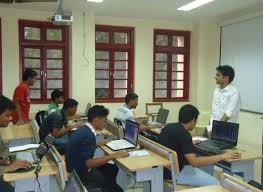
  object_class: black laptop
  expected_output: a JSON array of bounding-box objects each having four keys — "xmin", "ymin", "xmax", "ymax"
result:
[
  {"xmin": 195, "ymin": 120, "xmax": 239, "ymax": 154},
  {"xmin": 148, "ymin": 108, "xmax": 169, "ymax": 126}
]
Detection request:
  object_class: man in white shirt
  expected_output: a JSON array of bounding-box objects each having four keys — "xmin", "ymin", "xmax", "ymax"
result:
[
  {"xmin": 115, "ymin": 93, "xmax": 159, "ymax": 131},
  {"xmin": 205, "ymin": 65, "xmax": 241, "ymax": 138}
]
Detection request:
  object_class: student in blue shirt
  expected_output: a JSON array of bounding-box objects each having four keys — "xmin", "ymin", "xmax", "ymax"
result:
[{"xmin": 66, "ymin": 105, "xmax": 128, "ymax": 192}]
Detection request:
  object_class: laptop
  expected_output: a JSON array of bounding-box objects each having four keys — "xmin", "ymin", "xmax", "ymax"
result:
[
  {"xmin": 106, "ymin": 120, "xmax": 139, "ymax": 151},
  {"xmin": 106, "ymin": 120, "xmax": 124, "ymax": 139},
  {"xmin": 195, "ymin": 120, "xmax": 239, "ymax": 154},
  {"xmin": 80, "ymin": 103, "xmax": 91, "ymax": 118},
  {"xmin": 64, "ymin": 170, "xmax": 88, "ymax": 192},
  {"xmin": 148, "ymin": 108, "xmax": 169, "ymax": 126}
]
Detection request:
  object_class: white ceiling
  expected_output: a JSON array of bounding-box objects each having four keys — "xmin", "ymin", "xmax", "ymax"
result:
[{"xmin": 1, "ymin": 0, "xmax": 263, "ymax": 21}]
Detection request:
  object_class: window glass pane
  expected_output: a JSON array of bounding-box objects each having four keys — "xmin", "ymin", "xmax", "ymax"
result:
[
  {"xmin": 47, "ymin": 90, "xmax": 53, "ymax": 99},
  {"xmin": 24, "ymin": 59, "xmax": 40, "ymax": 68},
  {"xmin": 172, "ymin": 36, "xmax": 184, "ymax": 47},
  {"xmin": 155, "ymin": 81, "xmax": 167, "ymax": 89},
  {"xmin": 156, "ymin": 35, "xmax": 168, "ymax": 46},
  {"xmin": 96, "ymin": 61, "xmax": 109, "ymax": 69},
  {"xmin": 172, "ymin": 54, "xmax": 184, "ymax": 62},
  {"xmin": 155, "ymin": 72, "xmax": 167, "ymax": 80},
  {"xmin": 47, "ymin": 49, "xmax": 62, "ymax": 58},
  {"xmin": 114, "ymin": 61, "xmax": 128, "ymax": 70},
  {"xmin": 47, "ymin": 29, "xmax": 62, "ymax": 41},
  {"xmin": 96, "ymin": 80, "xmax": 109, "ymax": 88},
  {"xmin": 95, "ymin": 70, "xmax": 109, "ymax": 79},
  {"xmin": 155, "ymin": 53, "xmax": 167, "ymax": 62},
  {"xmin": 114, "ymin": 52, "xmax": 128, "ymax": 60},
  {"xmin": 47, "ymin": 60, "xmax": 63, "ymax": 68},
  {"xmin": 114, "ymin": 89, "xmax": 127, "ymax": 98},
  {"xmin": 24, "ymin": 27, "xmax": 40, "ymax": 40},
  {"xmin": 96, "ymin": 88, "xmax": 109, "ymax": 98},
  {"xmin": 114, "ymin": 32, "xmax": 128, "ymax": 44},
  {"xmin": 155, "ymin": 62, "xmax": 167, "ymax": 71},
  {"xmin": 47, "ymin": 70, "xmax": 63, "ymax": 78},
  {"xmin": 155, "ymin": 90, "xmax": 167, "ymax": 98},
  {"xmin": 172, "ymin": 72, "xmax": 184, "ymax": 80},
  {"xmin": 31, "ymin": 80, "xmax": 40, "ymax": 89},
  {"xmin": 30, "ymin": 89, "xmax": 41, "ymax": 99},
  {"xmin": 96, "ymin": 51, "xmax": 109, "ymax": 60},
  {"xmin": 24, "ymin": 48, "xmax": 40, "ymax": 58},
  {"xmin": 96, "ymin": 31, "xmax": 109, "ymax": 43},
  {"xmin": 114, "ymin": 80, "xmax": 127, "ymax": 88},
  {"xmin": 172, "ymin": 81, "xmax": 184, "ymax": 89},
  {"xmin": 172, "ymin": 90, "xmax": 184, "ymax": 97},
  {"xmin": 47, "ymin": 80, "xmax": 62, "ymax": 89},
  {"xmin": 114, "ymin": 71, "xmax": 128, "ymax": 79},
  {"xmin": 172, "ymin": 63, "xmax": 184, "ymax": 71}
]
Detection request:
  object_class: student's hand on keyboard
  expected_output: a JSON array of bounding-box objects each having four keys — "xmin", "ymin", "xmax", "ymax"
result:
[
  {"xmin": 4, "ymin": 160, "xmax": 32, "ymax": 173},
  {"xmin": 110, "ymin": 151, "xmax": 129, "ymax": 159},
  {"xmin": 221, "ymin": 150, "xmax": 241, "ymax": 160}
]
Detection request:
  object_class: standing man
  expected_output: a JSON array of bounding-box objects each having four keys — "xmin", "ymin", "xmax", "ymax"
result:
[
  {"xmin": 205, "ymin": 65, "xmax": 241, "ymax": 138},
  {"xmin": 12, "ymin": 68, "xmax": 37, "ymax": 125},
  {"xmin": 0, "ymin": 95, "xmax": 32, "ymax": 191}
]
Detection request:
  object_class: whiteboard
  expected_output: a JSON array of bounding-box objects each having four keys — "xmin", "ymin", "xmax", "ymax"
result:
[{"xmin": 220, "ymin": 15, "xmax": 263, "ymax": 114}]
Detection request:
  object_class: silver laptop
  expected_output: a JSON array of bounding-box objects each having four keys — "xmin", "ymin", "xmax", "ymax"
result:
[
  {"xmin": 148, "ymin": 108, "xmax": 169, "ymax": 126},
  {"xmin": 64, "ymin": 171, "xmax": 88, "ymax": 192},
  {"xmin": 106, "ymin": 120, "xmax": 139, "ymax": 151}
]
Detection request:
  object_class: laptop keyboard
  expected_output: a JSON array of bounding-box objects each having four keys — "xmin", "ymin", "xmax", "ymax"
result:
[
  {"xmin": 195, "ymin": 143, "xmax": 224, "ymax": 155},
  {"xmin": 107, "ymin": 139, "xmax": 134, "ymax": 150},
  {"xmin": 203, "ymin": 140, "xmax": 233, "ymax": 150}
]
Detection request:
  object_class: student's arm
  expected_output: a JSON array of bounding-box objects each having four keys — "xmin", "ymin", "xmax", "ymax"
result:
[
  {"xmin": 85, "ymin": 151, "xmax": 128, "ymax": 169},
  {"xmin": 14, "ymin": 102, "xmax": 24, "ymax": 125},
  {"xmin": 3, "ymin": 160, "xmax": 32, "ymax": 173},
  {"xmin": 185, "ymin": 150, "xmax": 241, "ymax": 167},
  {"xmin": 222, "ymin": 90, "xmax": 240, "ymax": 122},
  {"xmin": 51, "ymin": 122, "xmax": 82, "ymax": 137},
  {"xmin": 220, "ymin": 114, "xmax": 230, "ymax": 122}
]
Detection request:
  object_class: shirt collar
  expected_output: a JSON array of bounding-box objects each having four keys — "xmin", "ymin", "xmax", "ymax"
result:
[
  {"xmin": 85, "ymin": 122, "xmax": 97, "ymax": 136},
  {"xmin": 124, "ymin": 104, "xmax": 131, "ymax": 110},
  {"xmin": 217, "ymin": 84, "xmax": 232, "ymax": 92}
]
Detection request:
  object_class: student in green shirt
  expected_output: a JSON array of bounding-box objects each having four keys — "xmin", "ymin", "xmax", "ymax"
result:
[{"xmin": 47, "ymin": 89, "xmax": 64, "ymax": 115}]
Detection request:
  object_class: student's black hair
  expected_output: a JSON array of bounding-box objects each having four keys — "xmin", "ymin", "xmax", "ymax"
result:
[
  {"xmin": 125, "ymin": 93, "xmax": 138, "ymax": 104},
  {"xmin": 88, "ymin": 105, "xmax": 109, "ymax": 123},
  {"xmin": 0, "ymin": 95, "xmax": 16, "ymax": 115},
  {"xmin": 62, "ymin": 98, "xmax": 78, "ymax": 110},
  {"xmin": 22, "ymin": 68, "xmax": 38, "ymax": 81},
  {"xmin": 179, "ymin": 104, "xmax": 199, "ymax": 124},
  {"xmin": 216, "ymin": 65, "xmax": 235, "ymax": 83},
  {"xmin": 51, "ymin": 89, "xmax": 64, "ymax": 102}
]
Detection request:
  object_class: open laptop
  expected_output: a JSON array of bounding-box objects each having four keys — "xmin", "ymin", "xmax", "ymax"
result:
[
  {"xmin": 106, "ymin": 120, "xmax": 139, "ymax": 151},
  {"xmin": 64, "ymin": 170, "xmax": 88, "ymax": 192},
  {"xmin": 80, "ymin": 103, "xmax": 91, "ymax": 118},
  {"xmin": 195, "ymin": 120, "xmax": 239, "ymax": 154},
  {"xmin": 148, "ymin": 108, "xmax": 169, "ymax": 126},
  {"xmin": 106, "ymin": 120, "xmax": 124, "ymax": 139}
]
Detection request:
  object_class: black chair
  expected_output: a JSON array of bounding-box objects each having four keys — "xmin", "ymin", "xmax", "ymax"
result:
[
  {"xmin": 35, "ymin": 110, "xmax": 47, "ymax": 142},
  {"xmin": 114, "ymin": 118, "xmax": 123, "ymax": 127}
]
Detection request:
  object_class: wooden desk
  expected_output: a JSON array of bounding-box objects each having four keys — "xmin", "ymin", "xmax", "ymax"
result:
[
  {"xmin": 0, "ymin": 123, "xmax": 34, "ymax": 147},
  {"xmin": 100, "ymin": 145, "xmax": 171, "ymax": 192},
  {"xmin": 180, "ymin": 185, "xmax": 229, "ymax": 192}
]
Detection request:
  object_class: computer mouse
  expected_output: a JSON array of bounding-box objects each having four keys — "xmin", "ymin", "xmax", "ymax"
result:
[{"xmin": 15, "ymin": 166, "xmax": 36, "ymax": 173}]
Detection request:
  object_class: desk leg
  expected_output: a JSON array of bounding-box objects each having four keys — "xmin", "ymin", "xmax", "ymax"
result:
[
  {"xmin": 231, "ymin": 160, "xmax": 254, "ymax": 182},
  {"xmin": 136, "ymin": 166, "xmax": 163, "ymax": 192}
]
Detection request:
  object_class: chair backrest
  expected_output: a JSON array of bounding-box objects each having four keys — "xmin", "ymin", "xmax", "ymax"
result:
[
  {"xmin": 221, "ymin": 173, "xmax": 262, "ymax": 192},
  {"xmin": 114, "ymin": 118, "xmax": 123, "ymax": 126},
  {"xmin": 145, "ymin": 102, "xmax": 163, "ymax": 116},
  {"xmin": 106, "ymin": 120, "xmax": 124, "ymax": 139},
  {"xmin": 35, "ymin": 110, "xmax": 46, "ymax": 127}
]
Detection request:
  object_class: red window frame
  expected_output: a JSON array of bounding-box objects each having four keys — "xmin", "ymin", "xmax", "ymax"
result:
[
  {"xmin": 153, "ymin": 29, "xmax": 190, "ymax": 102},
  {"xmin": 19, "ymin": 20, "xmax": 69, "ymax": 104},
  {"xmin": 0, "ymin": 18, "xmax": 2, "ymax": 94},
  {"xmin": 95, "ymin": 25, "xmax": 134, "ymax": 103}
]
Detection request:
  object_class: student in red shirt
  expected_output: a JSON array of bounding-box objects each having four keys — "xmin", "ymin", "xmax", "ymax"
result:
[{"xmin": 12, "ymin": 69, "xmax": 37, "ymax": 125}]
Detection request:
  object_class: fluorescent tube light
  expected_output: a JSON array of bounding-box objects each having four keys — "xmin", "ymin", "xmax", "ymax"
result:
[
  {"xmin": 177, "ymin": 0, "xmax": 215, "ymax": 11},
  {"xmin": 87, "ymin": 0, "xmax": 104, "ymax": 3}
]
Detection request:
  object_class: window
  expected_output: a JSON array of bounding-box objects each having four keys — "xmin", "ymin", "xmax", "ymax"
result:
[
  {"xmin": 0, "ymin": 18, "xmax": 2, "ymax": 94},
  {"xmin": 19, "ymin": 20, "xmax": 69, "ymax": 103},
  {"xmin": 153, "ymin": 29, "xmax": 190, "ymax": 102},
  {"xmin": 95, "ymin": 25, "xmax": 134, "ymax": 102}
]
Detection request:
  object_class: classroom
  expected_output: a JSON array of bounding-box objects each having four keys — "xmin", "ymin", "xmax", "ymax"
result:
[{"xmin": 0, "ymin": 0, "xmax": 262, "ymax": 191}]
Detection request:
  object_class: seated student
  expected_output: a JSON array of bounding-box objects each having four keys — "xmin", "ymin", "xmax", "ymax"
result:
[
  {"xmin": 159, "ymin": 104, "xmax": 241, "ymax": 187},
  {"xmin": 0, "ymin": 95, "xmax": 32, "ymax": 192},
  {"xmin": 40, "ymin": 98, "xmax": 82, "ymax": 154},
  {"xmin": 66, "ymin": 105, "xmax": 128, "ymax": 192},
  {"xmin": 47, "ymin": 89, "xmax": 64, "ymax": 115},
  {"xmin": 115, "ymin": 93, "xmax": 159, "ymax": 131}
]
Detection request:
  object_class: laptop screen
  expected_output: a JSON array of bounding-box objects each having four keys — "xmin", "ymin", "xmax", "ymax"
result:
[
  {"xmin": 156, "ymin": 108, "xmax": 169, "ymax": 124},
  {"xmin": 124, "ymin": 120, "xmax": 139, "ymax": 145},
  {"xmin": 212, "ymin": 120, "xmax": 239, "ymax": 145}
]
